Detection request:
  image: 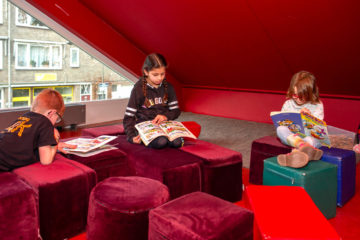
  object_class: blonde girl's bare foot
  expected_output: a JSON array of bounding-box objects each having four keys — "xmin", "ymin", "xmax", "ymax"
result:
[{"xmin": 277, "ymin": 151, "xmax": 309, "ymax": 168}]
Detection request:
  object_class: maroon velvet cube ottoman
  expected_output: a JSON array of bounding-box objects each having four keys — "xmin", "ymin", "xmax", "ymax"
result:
[
  {"xmin": 87, "ymin": 176, "xmax": 169, "ymax": 240},
  {"xmin": 81, "ymin": 124, "xmax": 125, "ymax": 137},
  {"xmin": 113, "ymin": 135, "xmax": 203, "ymax": 199},
  {"xmin": 0, "ymin": 172, "xmax": 39, "ymax": 240},
  {"xmin": 181, "ymin": 139, "xmax": 243, "ymax": 202},
  {"xmin": 149, "ymin": 191, "xmax": 253, "ymax": 240},
  {"xmin": 13, "ymin": 154, "xmax": 97, "ymax": 240},
  {"xmin": 249, "ymin": 136, "xmax": 292, "ymax": 185},
  {"xmin": 66, "ymin": 148, "xmax": 132, "ymax": 182}
]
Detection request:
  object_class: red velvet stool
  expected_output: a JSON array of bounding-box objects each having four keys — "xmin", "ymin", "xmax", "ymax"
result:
[
  {"xmin": 245, "ymin": 185, "xmax": 341, "ymax": 239},
  {"xmin": 149, "ymin": 191, "xmax": 253, "ymax": 240},
  {"xmin": 13, "ymin": 154, "xmax": 97, "ymax": 240},
  {"xmin": 250, "ymin": 136, "xmax": 292, "ymax": 185},
  {"xmin": 66, "ymin": 148, "xmax": 132, "ymax": 182},
  {"xmin": 87, "ymin": 176, "xmax": 170, "ymax": 240},
  {"xmin": 181, "ymin": 139, "xmax": 243, "ymax": 202},
  {"xmin": 0, "ymin": 172, "xmax": 39, "ymax": 240},
  {"xmin": 81, "ymin": 124, "xmax": 125, "ymax": 137}
]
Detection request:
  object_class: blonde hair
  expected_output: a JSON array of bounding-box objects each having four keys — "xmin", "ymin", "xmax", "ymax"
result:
[
  {"xmin": 286, "ymin": 71, "xmax": 320, "ymax": 104},
  {"xmin": 31, "ymin": 89, "xmax": 65, "ymax": 115}
]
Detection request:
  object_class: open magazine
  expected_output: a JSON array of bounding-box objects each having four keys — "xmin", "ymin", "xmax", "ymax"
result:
[
  {"xmin": 135, "ymin": 120, "xmax": 196, "ymax": 146},
  {"xmin": 270, "ymin": 111, "xmax": 331, "ymax": 147},
  {"xmin": 63, "ymin": 135, "xmax": 117, "ymax": 153}
]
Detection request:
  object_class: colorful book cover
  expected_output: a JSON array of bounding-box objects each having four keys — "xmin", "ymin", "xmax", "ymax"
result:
[{"xmin": 270, "ymin": 111, "xmax": 331, "ymax": 147}]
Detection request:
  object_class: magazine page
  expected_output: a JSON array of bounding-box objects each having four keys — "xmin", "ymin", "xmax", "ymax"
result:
[
  {"xmin": 159, "ymin": 121, "xmax": 197, "ymax": 142},
  {"xmin": 135, "ymin": 121, "xmax": 167, "ymax": 146},
  {"xmin": 64, "ymin": 135, "xmax": 117, "ymax": 153},
  {"xmin": 270, "ymin": 111, "xmax": 305, "ymax": 136},
  {"xmin": 66, "ymin": 145, "xmax": 117, "ymax": 157},
  {"xmin": 301, "ymin": 112, "xmax": 331, "ymax": 147}
]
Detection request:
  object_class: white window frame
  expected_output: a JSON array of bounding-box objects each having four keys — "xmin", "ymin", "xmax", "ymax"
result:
[
  {"xmin": 0, "ymin": 88, "xmax": 3, "ymax": 108},
  {"xmin": 0, "ymin": 1, "xmax": 3, "ymax": 25},
  {"xmin": 0, "ymin": 40, "xmax": 3, "ymax": 69},
  {"xmin": 15, "ymin": 7, "xmax": 48, "ymax": 29},
  {"xmin": 80, "ymin": 83, "xmax": 92, "ymax": 102},
  {"xmin": 14, "ymin": 41, "xmax": 63, "ymax": 69},
  {"xmin": 70, "ymin": 47, "xmax": 79, "ymax": 67}
]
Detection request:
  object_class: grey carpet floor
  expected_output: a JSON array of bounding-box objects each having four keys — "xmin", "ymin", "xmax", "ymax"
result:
[{"xmin": 177, "ymin": 112, "xmax": 277, "ymax": 168}]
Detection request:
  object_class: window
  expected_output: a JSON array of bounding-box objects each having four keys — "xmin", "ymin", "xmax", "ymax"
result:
[
  {"xmin": 16, "ymin": 8, "xmax": 47, "ymax": 28},
  {"xmin": 97, "ymin": 83, "xmax": 108, "ymax": 100},
  {"xmin": 54, "ymin": 86, "xmax": 73, "ymax": 103},
  {"xmin": 70, "ymin": 48, "xmax": 79, "ymax": 67},
  {"xmin": 0, "ymin": 1, "xmax": 3, "ymax": 24},
  {"xmin": 80, "ymin": 84, "xmax": 91, "ymax": 101},
  {"xmin": 15, "ymin": 42, "xmax": 63, "ymax": 69},
  {"xmin": 0, "ymin": 88, "xmax": 3, "ymax": 108},
  {"xmin": 0, "ymin": 40, "xmax": 3, "ymax": 69},
  {"xmin": 1, "ymin": 1, "xmax": 135, "ymax": 111},
  {"xmin": 12, "ymin": 88, "xmax": 31, "ymax": 107}
]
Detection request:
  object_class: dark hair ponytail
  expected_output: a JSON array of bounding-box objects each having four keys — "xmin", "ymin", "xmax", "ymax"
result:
[{"xmin": 142, "ymin": 53, "xmax": 168, "ymax": 107}]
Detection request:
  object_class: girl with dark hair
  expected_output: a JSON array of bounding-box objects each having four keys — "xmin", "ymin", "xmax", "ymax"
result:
[
  {"xmin": 276, "ymin": 71, "xmax": 324, "ymax": 168},
  {"xmin": 123, "ymin": 53, "xmax": 183, "ymax": 149}
]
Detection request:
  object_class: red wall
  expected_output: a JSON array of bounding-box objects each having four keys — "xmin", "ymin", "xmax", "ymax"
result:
[{"xmin": 182, "ymin": 87, "xmax": 360, "ymax": 132}]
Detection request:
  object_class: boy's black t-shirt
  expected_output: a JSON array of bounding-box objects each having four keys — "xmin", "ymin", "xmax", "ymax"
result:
[{"xmin": 0, "ymin": 111, "xmax": 57, "ymax": 171}]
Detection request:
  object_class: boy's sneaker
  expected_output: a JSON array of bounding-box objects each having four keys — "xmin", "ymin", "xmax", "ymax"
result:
[
  {"xmin": 277, "ymin": 150, "xmax": 309, "ymax": 168},
  {"xmin": 299, "ymin": 143, "xmax": 323, "ymax": 160}
]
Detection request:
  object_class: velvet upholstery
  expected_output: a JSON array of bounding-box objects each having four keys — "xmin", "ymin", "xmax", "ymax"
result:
[
  {"xmin": 181, "ymin": 139, "xmax": 243, "ymax": 202},
  {"xmin": 249, "ymin": 136, "xmax": 292, "ymax": 184},
  {"xmin": 66, "ymin": 148, "xmax": 132, "ymax": 182},
  {"xmin": 245, "ymin": 185, "xmax": 340, "ymax": 239},
  {"xmin": 81, "ymin": 124, "xmax": 125, "ymax": 137},
  {"xmin": 320, "ymin": 146, "xmax": 356, "ymax": 206},
  {"xmin": 113, "ymin": 135, "xmax": 203, "ymax": 199},
  {"xmin": 149, "ymin": 191, "xmax": 253, "ymax": 240},
  {"xmin": 13, "ymin": 154, "xmax": 97, "ymax": 240},
  {"xmin": 87, "ymin": 176, "xmax": 169, "ymax": 240},
  {"xmin": 0, "ymin": 172, "xmax": 39, "ymax": 240}
]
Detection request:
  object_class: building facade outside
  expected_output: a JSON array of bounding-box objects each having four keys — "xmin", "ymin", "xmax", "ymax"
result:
[{"xmin": 0, "ymin": 1, "xmax": 134, "ymax": 109}]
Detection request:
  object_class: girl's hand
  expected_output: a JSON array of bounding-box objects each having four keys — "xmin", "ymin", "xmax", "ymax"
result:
[
  {"xmin": 133, "ymin": 135, "xmax": 142, "ymax": 144},
  {"xmin": 152, "ymin": 115, "xmax": 168, "ymax": 124},
  {"xmin": 300, "ymin": 108, "xmax": 311, "ymax": 115}
]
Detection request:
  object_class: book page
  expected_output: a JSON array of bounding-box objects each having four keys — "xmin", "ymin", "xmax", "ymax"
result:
[
  {"xmin": 66, "ymin": 145, "xmax": 117, "ymax": 157},
  {"xmin": 159, "ymin": 121, "xmax": 197, "ymax": 142},
  {"xmin": 64, "ymin": 135, "xmax": 117, "ymax": 153},
  {"xmin": 135, "ymin": 121, "xmax": 167, "ymax": 146},
  {"xmin": 270, "ymin": 111, "xmax": 305, "ymax": 136}
]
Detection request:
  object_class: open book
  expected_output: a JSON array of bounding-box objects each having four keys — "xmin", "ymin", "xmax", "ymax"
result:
[
  {"xmin": 270, "ymin": 111, "xmax": 331, "ymax": 147},
  {"xmin": 135, "ymin": 120, "xmax": 196, "ymax": 146},
  {"xmin": 63, "ymin": 135, "xmax": 117, "ymax": 153}
]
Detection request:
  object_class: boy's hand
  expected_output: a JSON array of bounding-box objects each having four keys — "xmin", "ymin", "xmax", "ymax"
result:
[
  {"xmin": 132, "ymin": 135, "xmax": 141, "ymax": 144},
  {"xmin": 57, "ymin": 142, "xmax": 77, "ymax": 154},
  {"xmin": 54, "ymin": 128, "xmax": 60, "ymax": 143},
  {"xmin": 152, "ymin": 114, "xmax": 167, "ymax": 124}
]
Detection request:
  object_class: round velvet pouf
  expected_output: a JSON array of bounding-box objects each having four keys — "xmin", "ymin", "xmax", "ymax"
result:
[{"xmin": 87, "ymin": 176, "xmax": 169, "ymax": 240}]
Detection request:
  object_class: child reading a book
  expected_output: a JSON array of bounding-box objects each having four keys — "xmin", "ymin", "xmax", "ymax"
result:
[
  {"xmin": 276, "ymin": 71, "xmax": 324, "ymax": 168},
  {"xmin": 0, "ymin": 89, "xmax": 76, "ymax": 171},
  {"xmin": 123, "ymin": 53, "xmax": 183, "ymax": 149}
]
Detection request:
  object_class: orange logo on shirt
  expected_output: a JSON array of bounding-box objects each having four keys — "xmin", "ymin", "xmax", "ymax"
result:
[{"xmin": 6, "ymin": 117, "xmax": 32, "ymax": 137}]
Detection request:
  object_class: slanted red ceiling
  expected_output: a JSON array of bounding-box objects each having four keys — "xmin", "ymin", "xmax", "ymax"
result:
[{"xmin": 27, "ymin": 0, "xmax": 359, "ymax": 97}]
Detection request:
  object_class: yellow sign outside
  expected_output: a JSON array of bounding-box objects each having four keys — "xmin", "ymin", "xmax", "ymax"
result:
[{"xmin": 35, "ymin": 73, "xmax": 57, "ymax": 81}]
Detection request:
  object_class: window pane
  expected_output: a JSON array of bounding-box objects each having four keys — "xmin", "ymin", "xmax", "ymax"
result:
[
  {"xmin": 54, "ymin": 86, "xmax": 72, "ymax": 95},
  {"xmin": 13, "ymin": 89, "xmax": 29, "ymax": 98},
  {"xmin": 52, "ymin": 46, "xmax": 61, "ymax": 67},
  {"xmin": 17, "ymin": 44, "xmax": 27, "ymax": 67},
  {"xmin": 13, "ymin": 101, "xmax": 28, "ymax": 107},
  {"xmin": 17, "ymin": 9, "xmax": 28, "ymax": 24}
]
